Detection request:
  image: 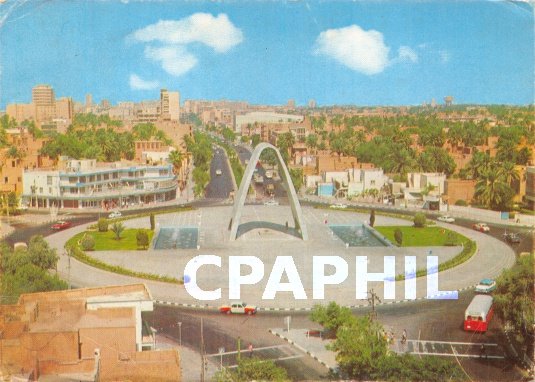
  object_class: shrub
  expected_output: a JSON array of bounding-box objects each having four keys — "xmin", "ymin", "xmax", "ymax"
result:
[
  {"xmin": 136, "ymin": 229, "xmax": 150, "ymax": 249},
  {"xmin": 98, "ymin": 218, "xmax": 108, "ymax": 232},
  {"xmin": 413, "ymin": 212, "xmax": 426, "ymax": 227},
  {"xmin": 80, "ymin": 234, "xmax": 95, "ymax": 251},
  {"xmin": 150, "ymin": 213, "xmax": 155, "ymax": 231},
  {"xmin": 110, "ymin": 222, "xmax": 125, "ymax": 240},
  {"xmin": 369, "ymin": 209, "xmax": 376, "ymax": 227},
  {"xmin": 394, "ymin": 228, "xmax": 403, "ymax": 246},
  {"xmin": 445, "ymin": 231, "xmax": 457, "ymax": 246},
  {"xmin": 454, "ymin": 199, "xmax": 468, "ymax": 206}
]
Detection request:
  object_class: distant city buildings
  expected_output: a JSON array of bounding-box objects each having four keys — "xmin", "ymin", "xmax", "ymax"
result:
[
  {"xmin": 6, "ymin": 84, "xmax": 74, "ymax": 133},
  {"xmin": 308, "ymin": 99, "xmax": 317, "ymax": 108}
]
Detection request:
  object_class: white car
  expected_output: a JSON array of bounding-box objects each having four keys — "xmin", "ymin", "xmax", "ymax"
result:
[
  {"xmin": 108, "ymin": 211, "xmax": 122, "ymax": 219},
  {"xmin": 330, "ymin": 203, "xmax": 348, "ymax": 209},
  {"xmin": 215, "ymin": 169, "xmax": 222, "ymax": 176},
  {"xmin": 264, "ymin": 199, "xmax": 279, "ymax": 206},
  {"xmin": 473, "ymin": 222, "xmax": 490, "ymax": 232},
  {"xmin": 475, "ymin": 278, "xmax": 496, "ymax": 294},
  {"xmin": 437, "ymin": 215, "xmax": 455, "ymax": 223}
]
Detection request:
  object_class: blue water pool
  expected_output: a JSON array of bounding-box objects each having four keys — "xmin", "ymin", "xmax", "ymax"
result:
[
  {"xmin": 329, "ymin": 224, "xmax": 390, "ymax": 247},
  {"xmin": 154, "ymin": 227, "xmax": 198, "ymax": 249}
]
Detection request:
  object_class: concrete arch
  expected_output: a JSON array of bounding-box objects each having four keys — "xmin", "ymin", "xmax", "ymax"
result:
[{"xmin": 229, "ymin": 143, "xmax": 308, "ymax": 241}]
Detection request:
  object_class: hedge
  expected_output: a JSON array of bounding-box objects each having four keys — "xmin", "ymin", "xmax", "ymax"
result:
[{"xmin": 65, "ymin": 244, "xmax": 182, "ymax": 284}]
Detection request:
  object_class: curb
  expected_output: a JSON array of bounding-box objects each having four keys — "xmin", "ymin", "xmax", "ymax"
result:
[
  {"xmin": 154, "ymin": 285, "xmax": 478, "ymax": 313},
  {"xmin": 269, "ymin": 329, "xmax": 333, "ymax": 370}
]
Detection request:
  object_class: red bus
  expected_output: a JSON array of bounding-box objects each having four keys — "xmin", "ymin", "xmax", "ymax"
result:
[{"xmin": 464, "ymin": 295, "xmax": 494, "ymax": 332}]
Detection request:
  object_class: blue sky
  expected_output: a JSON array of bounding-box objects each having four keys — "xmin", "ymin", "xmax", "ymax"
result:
[{"xmin": 0, "ymin": 0, "xmax": 533, "ymax": 108}]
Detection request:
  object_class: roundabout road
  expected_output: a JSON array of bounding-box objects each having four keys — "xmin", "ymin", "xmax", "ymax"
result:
[{"xmin": 43, "ymin": 205, "xmax": 516, "ymax": 310}]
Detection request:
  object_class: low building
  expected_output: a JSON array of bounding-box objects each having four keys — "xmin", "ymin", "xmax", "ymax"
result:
[
  {"xmin": 444, "ymin": 179, "xmax": 477, "ymax": 205},
  {"xmin": 0, "ymin": 284, "xmax": 181, "ymax": 381},
  {"xmin": 22, "ymin": 158, "xmax": 177, "ymax": 209}
]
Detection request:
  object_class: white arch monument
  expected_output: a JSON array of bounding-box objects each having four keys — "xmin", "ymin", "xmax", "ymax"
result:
[{"xmin": 229, "ymin": 142, "xmax": 308, "ymax": 241}]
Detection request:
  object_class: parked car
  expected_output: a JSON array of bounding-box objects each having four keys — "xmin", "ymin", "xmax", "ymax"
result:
[
  {"xmin": 108, "ymin": 211, "xmax": 122, "ymax": 219},
  {"xmin": 330, "ymin": 203, "xmax": 348, "ymax": 209},
  {"xmin": 51, "ymin": 221, "xmax": 72, "ymax": 230},
  {"xmin": 473, "ymin": 222, "xmax": 490, "ymax": 232},
  {"xmin": 264, "ymin": 199, "xmax": 279, "ymax": 206},
  {"xmin": 503, "ymin": 232, "xmax": 521, "ymax": 244},
  {"xmin": 219, "ymin": 302, "xmax": 257, "ymax": 315},
  {"xmin": 215, "ymin": 169, "xmax": 222, "ymax": 176},
  {"xmin": 437, "ymin": 215, "xmax": 455, "ymax": 223},
  {"xmin": 475, "ymin": 278, "xmax": 496, "ymax": 294}
]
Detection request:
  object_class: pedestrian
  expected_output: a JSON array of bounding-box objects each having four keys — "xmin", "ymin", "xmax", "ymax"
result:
[
  {"xmin": 401, "ymin": 329, "xmax": 407, "ymax": 344},
  {"xmin": 480, "ymin": 344, "xmax": 486, "ymax": 359},
  {"xmin": 248, "ymin": 343, "xmax": 253, "ymax": 358}
]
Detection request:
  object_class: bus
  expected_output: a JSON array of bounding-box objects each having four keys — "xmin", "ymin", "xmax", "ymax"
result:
[{"xmin": 464, "ymin": 295, "xmax": 494, "ymax": 333}]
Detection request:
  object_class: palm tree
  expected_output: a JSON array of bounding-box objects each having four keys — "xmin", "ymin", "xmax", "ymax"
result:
[
  {"xmin": 475, "ymin": 166, "xmax": 512, "ymax": 210},
  {"xmin": 498, "ymin": 161, "xmax": 520, "ymax": 192},
  {"xmin": 110, "ymin": 222, "xmax": 125, "ymax": 240}
]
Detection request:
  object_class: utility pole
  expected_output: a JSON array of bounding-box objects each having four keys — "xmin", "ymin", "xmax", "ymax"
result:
[
  {"xmin": 200, "ymin": 317, "xmax": 205, "ymax": 382},
  {"xmin": 368, "ymin": 288, "xmax": 381, "ymax": 321}
]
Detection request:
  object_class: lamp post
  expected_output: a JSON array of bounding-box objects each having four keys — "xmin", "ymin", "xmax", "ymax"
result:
[{"xmin": 177, "ymin": 321, "xmax": 182, "ymax": 347}]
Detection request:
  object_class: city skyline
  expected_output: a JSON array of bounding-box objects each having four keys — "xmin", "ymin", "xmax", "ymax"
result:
[{"xmin": 0, "ymin": 0, "xmax": 533, "ymax": 109}]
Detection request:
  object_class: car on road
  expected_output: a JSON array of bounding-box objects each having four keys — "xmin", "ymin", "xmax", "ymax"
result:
[
  {"xmin": 503, "ymin": 232, "xmax": 521, "ymax": 244},
  {"xmin": 51, "ymin": 221, "xmax": 72, "ymax": 230},
  {"xmin": 108, "ymin": 211, "xmax": 122, "ymax": 219},
  {"xmin": 215, "ymin": 169, "xmax": 222, "ymax": 176},
  {"xmin": 264, "ymin": 199, "xmax": 279, "ymax": 206},
  {"xmin": 473, "ymin": 222, "xmax": 490, "ymax": 232},
  {"xmin": 219, "ymin": 302, "xmax": 257, "ymax": 315},
  {"xmin": 475, "ymin": 278, "xmax": 496, "ymax": 294},
  {"xmin": 437, "ymin": 215, "xmax": 455, "ymax": 223},
  {"xmin": 330, "ymin": 203, "xmax": 348, "ymax": 209}
]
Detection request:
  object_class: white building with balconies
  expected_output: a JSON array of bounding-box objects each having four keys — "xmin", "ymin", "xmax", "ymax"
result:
[{"xmin": 23, "ymin": 159, "xmax": 177, "ymax": 209}]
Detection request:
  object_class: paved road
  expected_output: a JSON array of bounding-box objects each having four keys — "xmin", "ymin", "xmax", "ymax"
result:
[{"xmin": 205, "ymin": 147, "xmax": 234, "ymax": 199}]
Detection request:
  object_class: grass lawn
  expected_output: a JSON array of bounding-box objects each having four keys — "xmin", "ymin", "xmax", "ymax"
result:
[
  {"xmin": 375, "ymin": 226, "xmax": 467, "ymax": 247},
  {"xmin": 67, "ymin": 229, "xmax": 154, "ymax": 251}
]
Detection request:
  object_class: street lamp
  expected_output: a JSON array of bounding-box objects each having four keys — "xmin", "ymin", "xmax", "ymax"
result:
[{"xmin": 177, "ymin": 322, "xmax": 182, "ymax": 347}]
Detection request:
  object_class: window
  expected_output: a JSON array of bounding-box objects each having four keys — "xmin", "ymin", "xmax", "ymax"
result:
[
  {"xmin": 11, "ymin": 161, "xmax": 15, "ymax": 167},
  {"xmin": 47, "ymin": 176, "xmax": 52, "ymax": 185},
  {"xmin": 39, "ymin": 187, "xmax": 43, "ymax": 193},
  {"xmin": 49, "ymin": 187, "xmax": 52, "ymax": 193},
  {"xmin": 4, "ymin": 177, "xmax": 8, "ymax": 184}
]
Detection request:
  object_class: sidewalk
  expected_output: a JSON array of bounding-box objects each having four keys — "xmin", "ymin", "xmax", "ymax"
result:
[
  {"xmin": 155, "ymin": 333, "xmax": 219, "ymax": 381},
  {"xmin": 301, "ymin": 195, "xmax": 535, "ymax": 228},
  {"xmin": 0, "ymin": 219, "xmax": 14, "ymax": 240},
  {"xmin": 269, "ymin": 328, "xmax": 336, "ymax": 371}
]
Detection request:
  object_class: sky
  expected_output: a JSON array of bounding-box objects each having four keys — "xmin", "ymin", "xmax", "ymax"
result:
[{"xmin": 0, "ymin": 0, "xmax": 533, "ymax": 109}]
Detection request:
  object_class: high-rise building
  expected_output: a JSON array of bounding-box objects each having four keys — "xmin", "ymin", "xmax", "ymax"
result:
[
  {"xmin": 287, "ymin": 99, "xmax": 296, "ymax": 109},
  {"xmin": 32, "ymin": 84, "xmax": 55, "ymax": 106},
  {"xmin": 160, "ymin": 89, "xmax": 180, "ymax": 121},
  {"xmin": 85, "ymin": 93, "xmax": 93, "ymax": 108}
]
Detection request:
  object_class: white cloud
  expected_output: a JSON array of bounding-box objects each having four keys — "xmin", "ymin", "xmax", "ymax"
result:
[
  {"xmin": 398, "ymin": 46, "xmax": 418, "ymax": 63},
  {"xmin": 439, "ymin": 50, "xmax": 451, "ymax": 63},
  {"xmin": 144, "ymin": 46, "xmax": 198, "ymax": 76},
  {"xmin": 314, "ymin": 25, "xmax": 390, "ymax": 75},
  {"xmin": 132, "ymin": 13, "xmax": 243, "ymax": 53},
  {"xmin": 129, "ymin": 74, "xmax": 159, "ymax": 90}
]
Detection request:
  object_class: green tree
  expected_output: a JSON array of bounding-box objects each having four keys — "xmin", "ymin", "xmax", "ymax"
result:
[
  {"xmin": 289, "ymin": 168, "xmax": 303, "ymax": 192},
  {"xmin": 251, "ymin": 134, "xmax": 261, "ymax": 148},
  {"xmin": 394, "ymin": 228, "xmax": 403, "ymax": 245},
  {"xmin": 81, "ymin": 234, "xmax": 95, "ymax": 251},
  {"xmin": 213, "ymin": 357, "xmax": 289, "ymax": 382},
  {"xmin": 136, "ymin": 229, "xmax": 150, "ymax": 249},
  {"xmin": 276, "ymin": 132, "xmax": 295, "ymax": 163},
  {"xmin": 474, "ymin": 165, "xmax": 514, "ymax": 210},
  {"xmin": 110, "ymin": 222, "xmax": 125, "ymax": 240},
  {"xmin": 413, "ymin": 213, "xmax": 426, "ymax": 227},
  {"xmin": 150, "ymin": 213, "xmax": 156, "ymax": 230},
  {"xmin": 310, "ymin": 301, "xmax": 354, "ymax": 337},
  {"xmin": 98, "ymin": 218, "xmax": 108, "ymax": 232},
  {"xmin": 494, "ymin": 255, "xmax": 534, "ymax": 355}
]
